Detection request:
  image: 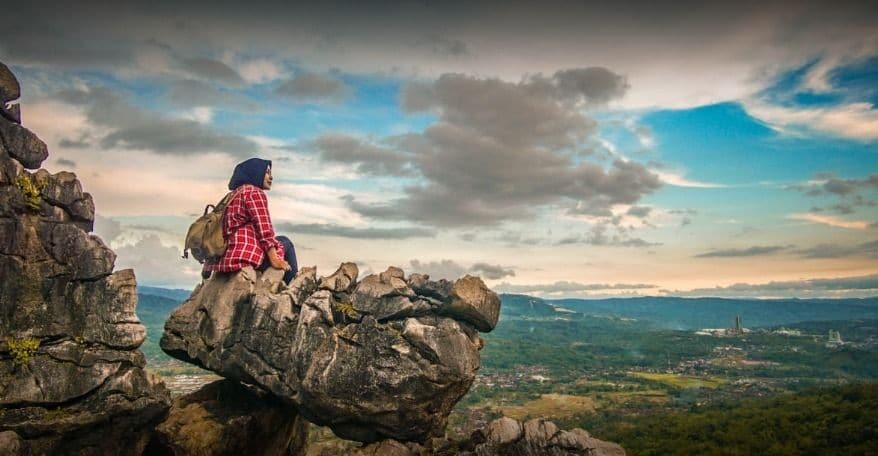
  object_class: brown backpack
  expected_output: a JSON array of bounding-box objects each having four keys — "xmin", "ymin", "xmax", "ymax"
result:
[{"xmin": 182, "ymin": 191, "xmax": 237, "ymax": 263}]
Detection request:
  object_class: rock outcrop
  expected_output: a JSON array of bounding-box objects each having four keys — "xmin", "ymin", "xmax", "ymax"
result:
[
  {"xmin": 464, "ymin": 417, "xmax": 625, "ymax": 456},
  {"xmin": 0, "ymin": 61, "xmax": 171, "ymax": 454},
  {"xmin": 150, "ymin": 379, "xmax": 308, "ymax": 456},
  {"xmin": 352, "ymin": 417, "xmax": 625, "ymax": 455},
  {"xmin": 161, "ymin": 264, "xmax": 500, "ymax": 443}
]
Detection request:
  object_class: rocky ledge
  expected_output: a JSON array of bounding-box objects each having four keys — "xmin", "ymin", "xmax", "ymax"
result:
[{"xmin": 161, "ymin": 264, "xmax": 500, "ymax": 443}]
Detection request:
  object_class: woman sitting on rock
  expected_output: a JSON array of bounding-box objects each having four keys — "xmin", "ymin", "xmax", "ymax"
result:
[{"xmin": 203, "ymin": 158, "xmax": 298, "ymax": 284}]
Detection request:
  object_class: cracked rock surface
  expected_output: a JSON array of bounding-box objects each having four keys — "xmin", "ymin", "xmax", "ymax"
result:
[
  {"xmin": 161, "ymin": 263, "xmax": 500, "ymax": 443},
  {"xmin": 0, "ymin": 61, "xmax": 170, "ymax": 455}
]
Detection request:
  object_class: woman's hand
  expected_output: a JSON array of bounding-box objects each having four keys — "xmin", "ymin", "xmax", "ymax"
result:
[{"xmin": 267, "ymin": 248, "xmax": 292, "ymax": 272}]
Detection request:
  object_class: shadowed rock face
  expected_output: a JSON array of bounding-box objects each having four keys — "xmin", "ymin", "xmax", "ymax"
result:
[
  {"xmin": 161, "ymin": 264, "xmax": 500, "ymax": 443},
  {"xmin": 0, "ymin": 61, "xmax": 170, "ymax": 455},
  {"xmin": 151, "ymin": 380, "xmax": 308, "ymax": 456}
]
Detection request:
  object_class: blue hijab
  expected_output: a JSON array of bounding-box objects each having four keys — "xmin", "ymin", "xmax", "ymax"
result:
[{"xmin": 228, "ymin": 158, "xmax": 271, "ymax": 190}]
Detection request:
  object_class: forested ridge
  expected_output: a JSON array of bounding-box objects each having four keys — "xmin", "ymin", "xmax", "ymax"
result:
[{"xmin": 595, "ymin": 382, "xmax": 878, "ymax": 455}]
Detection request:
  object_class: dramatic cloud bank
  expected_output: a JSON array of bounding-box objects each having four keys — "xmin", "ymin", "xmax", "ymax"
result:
[{"xmin": 333, "ymin": 70, "xmax": 661, "ymax": 227}]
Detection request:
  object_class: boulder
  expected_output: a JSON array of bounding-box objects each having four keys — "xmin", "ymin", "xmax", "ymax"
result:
[
  {"xmin": 443, "ymin": 275, "xmax": 502, "ymax": 332},
  {"xmin": 0, "ymin": 61, "xmax": 19, "ymax": 103},
  {"xmin": 32, "ymin": 169, "xmax": 95, "ymax": 223},
  {"xmin": 320, "ymin": 261, "xmax": 359, "ymax": 292},
  {"xmin": 351, "ymin": 270, "xmax": 434, "ymax": 322},
  {"xmin": 408, "ymin": 274, "xmax": 500, "ymax": 331},
  {"xmin": 464, "ymin": 417, "xmax": 626, "ymax": 456},
  {"xmin": 161, "ymin": 264, "xmax": 500, "ymax": 443},
  {"xmin": 151, "ymin": 379, "xmax": 308, "ymax": 456},
  {"xmin": 485, "ymin": 416, "xmax": 523, "ymax": 445},
  {"xmin": 344, "ymin": 417, "xmax": 625, "ymax": 456},
  {"xmin": 2, "ymin": 103, "xmax": 21, "ymax": 124},
  {"xmin": 0, "ymin": 431, "xmax": 22, "ymax": 454},
  {"xmin": 353, "ymin": 439, "xmax": 424, "ymax": 456},
  {"xmin": 0, "ymin": 118, "xmax": 48, "ymax": 169}
]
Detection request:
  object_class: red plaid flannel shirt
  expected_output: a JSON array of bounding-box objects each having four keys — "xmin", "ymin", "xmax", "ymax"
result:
[{"xmin": 204, "ymin": 184, "xmax": 283, "ymax": 272}]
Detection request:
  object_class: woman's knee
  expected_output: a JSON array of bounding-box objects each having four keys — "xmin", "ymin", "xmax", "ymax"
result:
[{"xmin": 276, "ymin": 235, "xmax": 297, "ymax": 261}]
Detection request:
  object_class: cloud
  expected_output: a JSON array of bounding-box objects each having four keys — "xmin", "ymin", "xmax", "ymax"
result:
[
  {"xmin": 822, "ymin": 203, "xmax": 855, "ymax": 215},
  {"xmin": 58, "ymin": 135, "xmax": 92, "ymax": 149},
  {"xmin": 407, "ymin": 259, "xmax": 517, "ymax": 281},
  {"xmin": 792, "ymin": 173, "xmax": 878, "ymax": 197},
  {"xmin": 275, "ymin": 222, "xmax": 434, "ymax": 239},
  {"xmin": 179, "ymin": 57, "xmax": 245, "ymax": 86},
  {"xmin": 56, "ymin": 86, "xmax": 258, "ymax": 157},
  {"xmin": 93, "ymin": 215, "xmax": 123, "ymax": 244},
  {"xmin": 163, "ymin": 79, "xmax": 259, "ymax": 111},
  {"xmin": 788, "ymin": 213, "xmax": 872, "ymax": 229},
  {"xmin": 553, "ymin": 67, "xmax": 630, "ymax": 106},
  {"xmin": 626, "ymin": 206, "xmax": 652, "ymax": 218},
  {"xmin": 695, "ymin": 245, "xmax": 789, "ymax": 258},
  {"xmin": 275, "ymin": 72, "xmax": 350, "ymax": 102},
  {"xmin": 469, "ymin": 262, "xmax": 515, "ymax": 280},
  {"xmin": 797, "ymin": 240, "xmax": 878, "ymax": 259},
  {"xmin": 745, "ymin": 100, "xmax": 878, "ymax": 141},
  {"xmin": 4, "ymin": 1, "xmax": 877, "ymax": 113},
  {"xmin": 414, "ymin": 34, "xmax": 470, "ymax": 57},
  {"xmin": 115, "ymin": 234, "xmax": 201, "ymax": 288},
  {"xmin": 236, "ymin": 58, "xmax": 284, "ymax": 84},
  {"xmin": 312, "ymin": 133, "xmax": 411, "ymax": 175},
  {"xmin": 55, "ymin": 157, "xmax": 76, "ymax": 167},
  {"xmin": 409, "ymin": 259, "xmax": 468, "ymax": 281},
  {"xmin": 651, "ymin": 169, "xmax": 727, "ymax": 188},
  {"xmin": 495, "ymin": 281, "xmax": 658, "ymax": 294},
  {"xmin": 790, "ymin": 173, "xmax": 877, "ymax": 215},
  {"xmin": 341, "ymin": 70, "xmax": 659, "ymax": 227},
  {"xmin": 663, "ymin": 274, "xmax": 878, "ymax": 298},
  {"xmin": 557, "ymin": 223, "xmax": 660, "ymax": 247}
]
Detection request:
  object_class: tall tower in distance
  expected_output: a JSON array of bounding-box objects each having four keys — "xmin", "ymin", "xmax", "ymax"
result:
[{"xmin": 735, "ymin": 314, "xmax": 743, "ymax": 334}]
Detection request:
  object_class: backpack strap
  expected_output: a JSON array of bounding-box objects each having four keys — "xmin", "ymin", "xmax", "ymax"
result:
[{"xmin": 209, "ymin": 190, "xmax": 236, "ymax": 213}]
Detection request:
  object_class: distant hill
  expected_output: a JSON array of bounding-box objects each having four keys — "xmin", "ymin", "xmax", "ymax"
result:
[
  {"xmin": 139, "ymin": 286, "xmax": 192, "ymax": 302},
  {"xmin": 498, "ymin": 294, "xmax": 581, "ymax": 318},
  {"xmin": 138, "ymin": 290, "xmax": 188, "ymax": 364},
  {"xmin": 138, "ymin": 286, "xmax": 878, "ymax": 367},
  {"xmin": 546, "ymin": 296, "xmax": 878, "ymax": 330}
]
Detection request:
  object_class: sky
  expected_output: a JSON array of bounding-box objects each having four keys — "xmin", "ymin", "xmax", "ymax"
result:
[{"xmin": 3, "ymin": 0, "xmax": 877, "ymax": 298}]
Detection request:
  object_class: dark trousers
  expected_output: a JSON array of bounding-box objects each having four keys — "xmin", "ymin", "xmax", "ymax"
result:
[{"xmin": 257, "ymin": 235, "xmax": 298, "ymax": 284}]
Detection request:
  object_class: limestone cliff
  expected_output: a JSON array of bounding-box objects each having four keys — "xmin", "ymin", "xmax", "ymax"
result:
[{"xmin": 0, "ymin": 61, "xmax": 171, "ymax": 455}]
